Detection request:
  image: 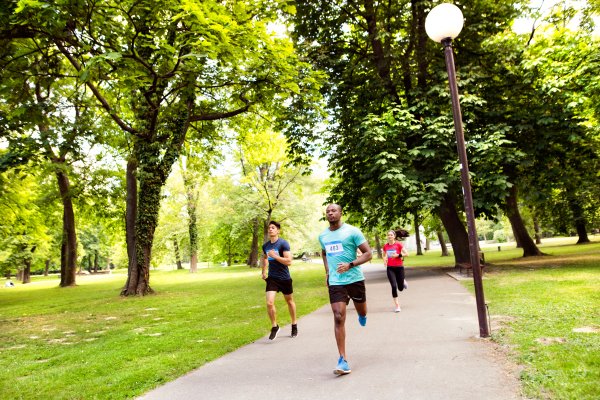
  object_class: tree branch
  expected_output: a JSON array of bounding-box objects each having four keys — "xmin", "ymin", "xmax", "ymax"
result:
[
  {"xmin": 189, "ymin": 94, "xmax": 252, "ymax": 122},
  {"xmin": 54, "ymin": 41, "xmax": 138, "ymax": 134}
]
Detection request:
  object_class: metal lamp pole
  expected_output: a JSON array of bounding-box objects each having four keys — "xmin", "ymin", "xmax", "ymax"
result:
[
  {"xmin": 425, "ymin": 3, "xmax": 488, "ymax": 337},
  {"xmin": 441, "ymin": 37, "xmax": 489, "ymax": 338}
]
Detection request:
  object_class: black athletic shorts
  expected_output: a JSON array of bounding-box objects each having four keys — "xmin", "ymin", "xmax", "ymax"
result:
[
  {"xmin": 265, "ymin": 277, "xmax": 293, "ymax": 295},
  {"xmin": 328, "ymin": 280, "xmax": 366, "ymax": 304}
]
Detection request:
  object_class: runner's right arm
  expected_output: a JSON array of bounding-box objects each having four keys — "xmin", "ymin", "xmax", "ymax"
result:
[
  {"xmin": 322, "ymin": 249, "xmax": 329, "ymax": 286},
  {"xmin": 261, "ymin": 254, "xmax": 268, "ymax": 280}
]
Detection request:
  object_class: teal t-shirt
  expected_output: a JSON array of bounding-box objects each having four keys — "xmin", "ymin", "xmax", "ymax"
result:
[{"xmin": 319, "ymin": 223, "xmax": 367, "ymax": 285}]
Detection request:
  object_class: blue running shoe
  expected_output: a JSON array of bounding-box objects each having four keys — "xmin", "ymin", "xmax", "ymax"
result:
[
  {"xmin": 333, "ymin": 356, "xmax": 351, "ymax": 375},
  {"xmin": 358, "ymin": 315, "xmax": 367, "ymax": 326},
  {"xmin": 404, "ymin": 279, "xmax": 408, "ymax": 289}
]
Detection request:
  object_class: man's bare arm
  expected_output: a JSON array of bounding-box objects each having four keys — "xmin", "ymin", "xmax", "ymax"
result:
[
  {"xmin": 268, "ymin": 249, "xmax": 292, "ymax": 266},
  {"xmin": 322, "ymin": 249, "xmax": 329, "ymax": 285},
  {"xmin": 261, "ymin": 254, "xmax": 268, "ymax": 280},
  {"xmin": 336, "ymin": 242, "xmax": 373, "ymax": 274}
]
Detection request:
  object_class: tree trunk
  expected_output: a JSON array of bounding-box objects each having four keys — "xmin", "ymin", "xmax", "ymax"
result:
[
  {"xmin": 16, "ymin": 266, "xmax": 23, "ymax": 281},
  {"xmin": 228, "ymin": 238, "xmax": 232, "ymax": 266},
  {"xmin": 94, "ymin": 251, "xmax": 98, "ymax": 273},
  {"xmin": 414, "ymin": 213, "xmax": 423, "ymax": 255},
  {"xmin": 88, "ymin": 255, "xmax": 93, "ymax": 273},
  {"xmin": 106, "ymin": 256, "xmax": 111, "ymax": 274},
  {"xmin": 183, "ymin": 170, "xmax": 199, "ymax": 273},
  {"xmin": 425, "ymin": 237, "xmax": 430, "ymax": 251},
  {"xmin": 174, "ymin": 238, "xmax": 183, "ymax": 269},
  {"xmin": 22, "ymin": 260, "xmax": 31, "ymax": 284},
  {"xmin": 374, "ymin": 233, "xmax": 383, "ymax": 259},
  {"xmin": 122, "ymin": 158, "xmax": 164, "ymax": 296},
  {"xmin": 437, "ymin": 229, "xmax": 450, "ymax": 257},
  {"xmin": 122, "ymin": 156, "xmax": 138, "ymax": 294},
  {"xmin": 529, "ymin": 206, "xmax": 542, "ymax": 244},
  {"xmin": 60, "ymin": 213, "xmax": 67, "ymax": 286},
  {"xmin": 56, "ymin": 171, "xmax": 77, "ymax": 287},
  {"xmin": 6, "ymin": 270, "xmax": 11, "ymax": 279},
  {"xmin": 189, "ymin": 251, "xmax": 197, "ymax": 273},
  {"xmin": 509, "ymin": 219, "xmax": 523, "ymax": 248},
  {"xmin": 574, "ymin": 221, "xmax": 590, "ymax": 244},
  {"xmin": 506, "ymin": 186, "xmax": 544, "ymax": 257},
  {"xmin": 248, "ymin": 218, "xmax": 260, "ymax": 268},
  {"xmin": 437, "ymin": 194, "xmax": 471, "ymax": 265},
  {"xmin": 45, "ymin": 259, "xmax": 50, "ymax": 276},
  {"xmin": 263, "ymin": 211, "xmax": 273, "ymax": 244},
  {"xmin": 568, "ymin": 197, "xmax": 591, "ymax": 244}
]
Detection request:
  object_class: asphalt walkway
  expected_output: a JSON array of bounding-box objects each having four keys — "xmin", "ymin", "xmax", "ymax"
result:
[{"xmin": 139, "ymin": 264, "xmax": 521, "ymax": 400}]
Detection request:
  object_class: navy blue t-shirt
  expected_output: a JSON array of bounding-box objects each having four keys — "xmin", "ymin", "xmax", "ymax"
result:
[{"xmin": 262, "ymin": 238, "xmax": 291, "ymax": 280}]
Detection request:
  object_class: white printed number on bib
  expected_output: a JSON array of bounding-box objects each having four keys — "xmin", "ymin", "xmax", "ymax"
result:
[
  {"xmin": 387, "ymin": 250, "xmax": 397, "ymax": 257},
  {"xmin": 325, "ymin": 241, "xmax": 344, "ymax": 256}
]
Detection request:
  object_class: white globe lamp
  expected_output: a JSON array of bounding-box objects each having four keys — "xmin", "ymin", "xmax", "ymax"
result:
[{"xmin": 425, "ymin": 3, "xmax": 464, "ymax": 43}]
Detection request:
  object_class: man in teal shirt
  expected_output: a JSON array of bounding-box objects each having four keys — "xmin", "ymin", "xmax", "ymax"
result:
[{"xmin": 319, "ymin": 204, "xmax": 372, "ymax": 375}]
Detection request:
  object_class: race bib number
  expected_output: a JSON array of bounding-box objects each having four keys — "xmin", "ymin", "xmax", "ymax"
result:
[
  {"xmin": 387, "ymin": 250, "xmax": 397, "ymax": 257},
  {"xmin": 325, "ymin": 241, "xmax": 344, "ymax": 256}
]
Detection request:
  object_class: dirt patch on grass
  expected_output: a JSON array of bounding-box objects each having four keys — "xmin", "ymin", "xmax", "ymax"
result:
[
  {"xmin": 572, "ymin": 326, "xmax": 600, "ymax": 333},
  {"xmin": 536, "ymin": 337, "xmax": 567, "ymax": 345},
  {"xmin": 490, "ymin": 315, "xmax": 517, "ymax": 333}
]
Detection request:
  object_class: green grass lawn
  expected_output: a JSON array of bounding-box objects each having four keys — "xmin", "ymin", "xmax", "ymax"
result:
[
  {"xmin": 458, "ymin": 238, "xmax": 600, "ymax": 400},
  {"xmin": 0, "ymin": 261, "xmax": 329, "ymax": 399},
  {"xmin": 2, "ymin": 236, "xmax": 599, "ymax": 399}
]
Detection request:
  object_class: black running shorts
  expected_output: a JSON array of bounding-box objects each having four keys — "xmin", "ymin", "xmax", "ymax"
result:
[
  {"xmin": 328, "ymin": 280, "xmax": 366, "ymax": 304},
  {"xmin": 265, "ymin": 277, "xmax": 293, "ymax": 295}
]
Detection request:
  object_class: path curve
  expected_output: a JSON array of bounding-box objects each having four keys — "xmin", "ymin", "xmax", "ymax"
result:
[{"xmin": 138, "ymin": 264, "xmax": 521, "ymax": 400}]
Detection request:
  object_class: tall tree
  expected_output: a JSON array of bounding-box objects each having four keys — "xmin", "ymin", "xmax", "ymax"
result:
[
  {"xmin": 287, "ymin": 0, "xmax": 521, "ymax": 265},
  {"xmin": 5, "ymin": 0, "xmax": 321, "ymax": 295}
]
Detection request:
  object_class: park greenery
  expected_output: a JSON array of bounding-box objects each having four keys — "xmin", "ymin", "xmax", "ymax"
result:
[
  {"xmin": 1, "ymin": 237, "xmax": 598, "ymax": 399},
  {"xmin": 1, "ymin": 0, "xmax": 600, "ymax": 398},
  {"xmin": 1, "ymin": 0, "xmax": 599, "ymax": 288}
]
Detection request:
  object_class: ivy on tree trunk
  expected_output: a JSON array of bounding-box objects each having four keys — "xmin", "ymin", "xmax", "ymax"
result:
[{"xmin": 174, "ymin": 238, "xmax": 183, "ymax": 270}]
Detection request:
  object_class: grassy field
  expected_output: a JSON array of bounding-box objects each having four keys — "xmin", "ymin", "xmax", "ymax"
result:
[
  {"xmin": 2, "ymin": 236, "xmax": 599, "ymax": 399},
  {"xmin": 457, "ymin": 237, "xmax": 600, "ymax": 400},
  {"xmin": 0, "ymin": 261, "xmax": 329, "ymax": 400}
]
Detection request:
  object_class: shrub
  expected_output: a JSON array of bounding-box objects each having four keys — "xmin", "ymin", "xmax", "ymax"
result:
[{"xmin": 493, "ymin": 230, "xmax": 507, "ymax": 243}]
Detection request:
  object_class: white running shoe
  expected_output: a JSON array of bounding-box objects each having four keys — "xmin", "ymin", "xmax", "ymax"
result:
[
  {"xmin": 404, "ymin": 279, "xmax": 408, "ymax": 289},
  {"xmin": 395, "ymin": 306, "xmax": 401, "ymax": 313}
]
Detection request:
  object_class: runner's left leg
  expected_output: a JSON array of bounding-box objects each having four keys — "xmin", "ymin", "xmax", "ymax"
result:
[
  {"xmin": 354, "ymin": 300, "xmax": 367, "ymax": 318},
  {"xmin": 283, "ymin": 293, "xmax": 297, "ymax": 324},
  {"xmin": 387, "ymin": 267, "xmax": 399, "ymax": 307},
  {"xmin": 266, "ymin": 291, "xmax": 278, "ymax": 327}
]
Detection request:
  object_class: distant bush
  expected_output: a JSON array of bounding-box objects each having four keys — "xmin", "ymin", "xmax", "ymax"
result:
[{"xmin": 493, "ymin": 230, "xmax": 507, "ymax": 243}]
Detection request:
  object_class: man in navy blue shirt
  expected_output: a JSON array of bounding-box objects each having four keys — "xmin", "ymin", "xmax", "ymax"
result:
[{"xmin": 262, "ymin": 221, "xmax": 297, "ymax": 340}]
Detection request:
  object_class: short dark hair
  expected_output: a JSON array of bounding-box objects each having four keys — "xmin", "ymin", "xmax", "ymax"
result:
[{"xmin": 268, "ymin": 221, "xmax": 281, "ymax": 230}]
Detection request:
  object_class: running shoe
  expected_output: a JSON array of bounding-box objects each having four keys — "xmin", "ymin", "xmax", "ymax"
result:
[
  {"xmin": 269, "ymin": 325, "xmax": 280, "ymax": 340},
  {"xmin": 358, "ymin": 315, "xmax": 367, "ymax": 326},
  {"xmin": 395, "ymin": 306, "xmax": 401, "ymax": 313},
  {"xmin": 333, "ymin": 356, "xmax": 351, "ymax": 375},
  {"xmin": 404, "ymin": 279, "xmax": 408, "ymax": 289},
  {"xmin": 291, "ymin": 324, "xmax": 298, "ymax": 338}
]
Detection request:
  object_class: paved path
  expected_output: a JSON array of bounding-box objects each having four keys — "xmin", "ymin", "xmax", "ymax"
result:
[{"xmin": 139, "ymin": 264, "xmax": 520, "ymax": 400}]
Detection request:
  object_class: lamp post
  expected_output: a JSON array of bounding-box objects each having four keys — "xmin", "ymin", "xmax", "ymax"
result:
[{"xmin": 425, "ymin": 3, "xmax": 489, "ymax": 338}]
